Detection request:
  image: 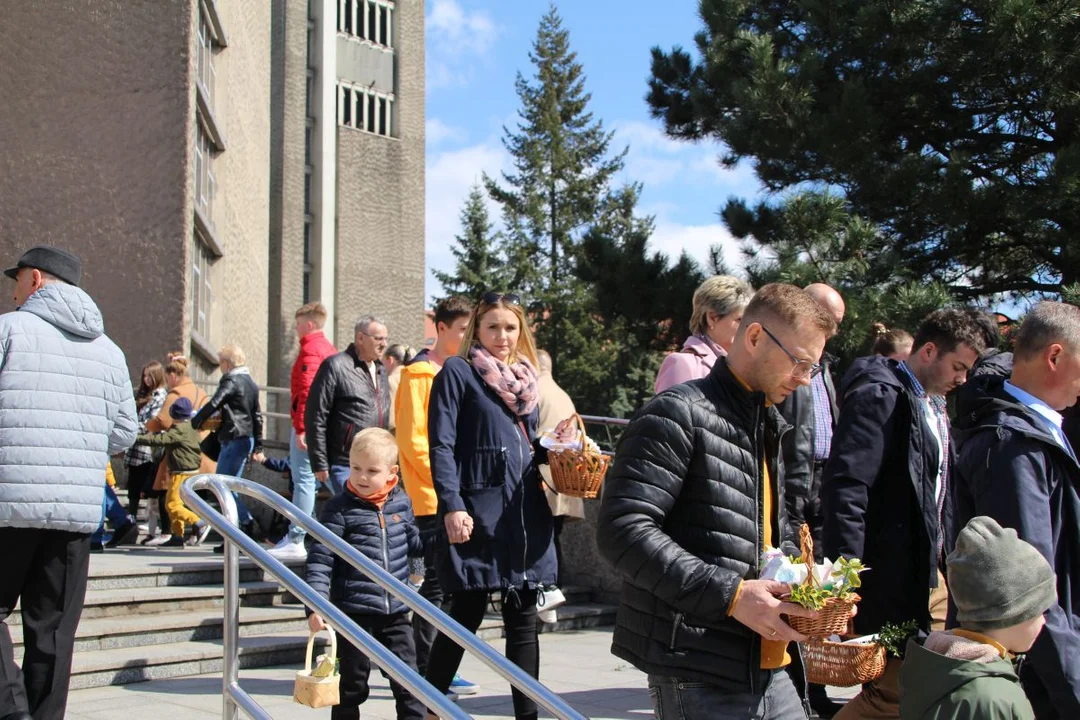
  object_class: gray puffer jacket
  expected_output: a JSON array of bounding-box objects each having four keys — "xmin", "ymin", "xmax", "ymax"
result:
[{"xmin": 0, "ymin": 283, "xmax": 138, "ymax": 533}]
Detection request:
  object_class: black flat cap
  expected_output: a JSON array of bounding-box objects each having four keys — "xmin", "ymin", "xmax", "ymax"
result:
[{"xmin": 4, "ymin": 246, "xmax": 82, "ymax": 286}]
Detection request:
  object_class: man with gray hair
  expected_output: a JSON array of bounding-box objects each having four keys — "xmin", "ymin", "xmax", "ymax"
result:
[
  {"xmin": 953, "ymin": 300, "xmax": 1080, "ymax": 718},
  {"xmin": 305, "ymin": 315, "xmax": 390, "ymax": 495}
]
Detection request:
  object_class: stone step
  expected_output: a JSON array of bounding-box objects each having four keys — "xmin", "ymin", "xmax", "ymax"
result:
[
  {"xmin": 8, "ymin": 581, "xmax": 294, "ymax": 627},
  {"xmin": 10, "ymin": 605, "xmax": 308, "ymax": 653},
  {"xmin": 48, "ymin": 601, "xmax": 617, "ymax": 690},
  {"xmin": 84, "ymin": 548, "xmax": 304, "ymax": 591}
]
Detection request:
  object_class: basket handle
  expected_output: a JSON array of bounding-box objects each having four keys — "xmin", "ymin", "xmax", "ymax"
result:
[
  {"xmin": 304, "ymin": 627, "xmax": 337, "ymax": 673},
  {"xmin": 799, "ymin": 524, "xmax": 819, "ymax": 588}
]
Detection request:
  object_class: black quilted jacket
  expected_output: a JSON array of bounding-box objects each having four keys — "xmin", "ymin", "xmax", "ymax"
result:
[
  {"xmin": 305, "ymin": 484, "xmax": 422, "ymax": 615},
  {"xmin": 597, "ymin": 359, "xmax": 794, "ymax": 692}
]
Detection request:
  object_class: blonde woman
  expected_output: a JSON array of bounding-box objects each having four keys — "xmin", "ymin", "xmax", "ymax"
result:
[
  {"xmin": 192, "ymin": 345, "xmax": 263, "ymax": 541},
  {"xmin": 655, "ymin": 275, "xmax": 754, "ymax": 393},
  {"xmin": 424, "ymin": 292, "xmax": 571, "ymax": 720}
]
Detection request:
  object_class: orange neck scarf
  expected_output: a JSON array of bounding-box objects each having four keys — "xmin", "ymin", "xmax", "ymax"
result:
[{"xmin": 347, "ymin": 475, "xmax": 398, "ymax": 510}]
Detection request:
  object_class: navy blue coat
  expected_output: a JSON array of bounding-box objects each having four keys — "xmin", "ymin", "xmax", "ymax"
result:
[
  {"xmin": 427, "ymin": 356, "xmax": 557, "ymax": 593},
  {"xmin": 821, "ymin": 356, "xmax": 954, "ymax": 635},
  {"xmin": 305, "ymin": 484, "xmax": 422, "ymax": 615},
  {"xmin": 953, "ymin": 376, "xmax": 1080, "ymax": 718}
]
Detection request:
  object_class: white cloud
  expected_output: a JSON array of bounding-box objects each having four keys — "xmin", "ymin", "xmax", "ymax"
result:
[
  {"xmin": 426, "ymin": 0, "xmax": 499, "ymax": 89},
  {"xmin": 651, "ymin": 222, "xmax": 745, "ymax": 273},
  {"xmin": 425, "ymin": 139, "xmax": 510, "ymax": 301},
  {"xmin": 426, "ymin": 118, "xmax": 466, "ymax": 147}
]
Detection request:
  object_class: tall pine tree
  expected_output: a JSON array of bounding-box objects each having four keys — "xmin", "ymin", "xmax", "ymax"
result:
[
  {"xmin": 484, "ymin": 3, "xmax": 626, "ymax": 373},
  {"xmin": 432, "ymin": 184, "xmax": 506, "ymax": 303}
]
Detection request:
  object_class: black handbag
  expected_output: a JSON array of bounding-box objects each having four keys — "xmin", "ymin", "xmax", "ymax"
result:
[{"xmin": 200, "ymin": 431, "xmax": 222, "ymax": 462}]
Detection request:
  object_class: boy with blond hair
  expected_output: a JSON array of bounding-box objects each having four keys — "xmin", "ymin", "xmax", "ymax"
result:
[{"xmin": 305, "ymin": 428, "xmax": 425, "ymax": 720}]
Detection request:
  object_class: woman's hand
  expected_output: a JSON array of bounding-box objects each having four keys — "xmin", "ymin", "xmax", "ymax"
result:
[
  {"xmin": 308, "ymin": 613, "xmax": 326, "ymax": 633},
  {"xmin": 553, "ymin": 417, "xmax": 578, "ymax": 444},
  {"xmin": 444, "ymin": 511, "xmax": 474, "ymax": 544}
]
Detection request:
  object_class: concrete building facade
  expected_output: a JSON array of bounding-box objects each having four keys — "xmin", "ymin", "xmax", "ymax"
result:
[{"xmin": 0, "ymin": 0, "xmax": 426, "ymax": 402}]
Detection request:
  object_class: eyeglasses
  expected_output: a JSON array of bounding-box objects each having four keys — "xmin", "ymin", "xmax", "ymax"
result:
[
  {"xmin": 481, "ymin": 292, "xmax": 521, "ymax": 306},
  {"xmin": 761, "ymin": 325, "xmax": 823, "ymax": 380},
  {"xmin": 358, "ymin": 331, "xmax": 388, "ymax": 343}
]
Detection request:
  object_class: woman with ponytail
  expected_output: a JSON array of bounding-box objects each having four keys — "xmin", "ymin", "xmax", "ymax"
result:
[
  {"xmin": 423, "ymin": 292, "xmax": 571, "ymax": 720},
  {"xmin": 870, "ymin": 322, "xmax": 914, "ymax": 360}
]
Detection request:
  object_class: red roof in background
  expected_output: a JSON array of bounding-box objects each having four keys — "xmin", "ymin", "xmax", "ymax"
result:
[{"xmin": 423, "ymin": 310, "xmax": 436, "ymax": 347}]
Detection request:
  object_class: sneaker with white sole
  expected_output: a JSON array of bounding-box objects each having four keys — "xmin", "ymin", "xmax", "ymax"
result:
[
  {"xmin": 449, "ymin": 674, "xmax": 478, "ymax": 696},
  {"xmin": 187, "ymin": 522, "xmax": 212, "ymax": 546},
  {"xmin": 266, "ymin": 538, "xmax": 308, "ymax": 562},
  {"xmin": 143, "ymin": 534, "xmax": 172, "ymax": 547}
]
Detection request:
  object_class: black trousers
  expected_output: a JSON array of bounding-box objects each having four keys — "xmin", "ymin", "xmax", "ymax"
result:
[
  {"xmin": 426, "ymin": 588, "xmax": 540, "ymax": 720},
  {"xmin": 333, "ymin": 612, "xmax": 426, "ymax": 720},
  {"xmin": 411, "ymin": 515, "xmax": 444, "ymax": 677},
  {"xmin": 0, "ymin": 527, "xmax": 91, "ymax": 720},
  {"xmin": 124, "ymin": 461, "xmax": 156, "ymax": 518}
]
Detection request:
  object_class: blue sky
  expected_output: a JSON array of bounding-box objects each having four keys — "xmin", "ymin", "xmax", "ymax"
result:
[{"xmin": 423, "ymin": 0, "xmax": 762, "ymax": 301}]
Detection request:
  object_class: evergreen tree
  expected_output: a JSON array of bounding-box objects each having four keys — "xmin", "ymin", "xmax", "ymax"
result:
[
  {"xmin": 648, "ymin": 0, "xmax": 1080, "ymax": 298},
  {"xmin": 484, "ymin": 2, "xmax": 626, "ymax": 370},
  {"xmin": 431, "ymin": 184, "xmax": 506, "ymax": 303}
]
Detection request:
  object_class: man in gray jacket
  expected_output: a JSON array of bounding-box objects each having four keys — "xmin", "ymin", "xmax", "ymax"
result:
[{"xmin": 0, "ymin": 246, "xmax": 137, "ymax": 720}]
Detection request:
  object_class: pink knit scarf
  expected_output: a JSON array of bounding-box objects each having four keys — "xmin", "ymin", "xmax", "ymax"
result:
[{"xmin": 468, "ymin": 345, "xmax": 539, "ymax": 417}]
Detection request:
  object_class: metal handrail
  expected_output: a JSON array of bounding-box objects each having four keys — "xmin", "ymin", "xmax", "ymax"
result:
[{"xmin": 180, "ymin": 475, "xmax": 587, "ymax": 720}]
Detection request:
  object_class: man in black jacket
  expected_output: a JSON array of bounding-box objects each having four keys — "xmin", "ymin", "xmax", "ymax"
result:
[
  {"xmin": 305, "ymin": 315, "xmax": 391, "ymax": 495},
  {"xmin": 953, "ymin": 301, "xmax": 1080, "ymax": 719},
  {"xmin": 779, "ymin": 283, "xmax": 845, "ymax": 718},
  {"xmin": 822, "ymin": 309, "xmax": 985, "ymax": 719},
  {"xmin": 598, "ymin": 284, "xmax": 838, "ymax": 720}
]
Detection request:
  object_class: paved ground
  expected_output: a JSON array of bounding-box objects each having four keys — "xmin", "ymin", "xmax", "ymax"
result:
[{"xmin": 63, "ymin": 628, "xmax": 857, "ymax": 719}]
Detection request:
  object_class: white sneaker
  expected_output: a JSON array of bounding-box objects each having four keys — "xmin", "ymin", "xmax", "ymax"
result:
[
  {"xmin": 266, "ymin": 538, "xmax": 307, "ymax": 562},
  {"xmin": 143, "ymin": 534, "xmax": 172, "ymax": 547},
  {"xmin": 537, "ymin": 586, "xmax": 566, "ymax": 625}
]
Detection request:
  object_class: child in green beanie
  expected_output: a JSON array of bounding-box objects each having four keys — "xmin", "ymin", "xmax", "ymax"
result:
[{"xmin": 899, "ymin": 516, "xmax": 1057, "ymax": 719}]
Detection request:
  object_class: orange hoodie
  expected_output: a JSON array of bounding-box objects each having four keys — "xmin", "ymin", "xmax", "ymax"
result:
[{"xmin": 394, "ymin": 353, "xmax": 440, "ymax": 516}]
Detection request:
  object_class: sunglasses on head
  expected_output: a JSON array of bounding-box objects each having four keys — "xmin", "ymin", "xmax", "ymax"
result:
[{"xmin": 481, "ymin": 292, "xmax": 521, "ymax": 306}]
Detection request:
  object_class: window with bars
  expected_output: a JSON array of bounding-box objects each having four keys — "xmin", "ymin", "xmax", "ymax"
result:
[
  {"xmin": 338, "ymin": 0, "xmax": 393, "ymax": 48},
  {"xmin": 337, "ymin": 83, "xmax": 393, "ymax": 137},
  {"xmin": 190, "ymin": 233, "xmax": 213, "ymax": 341}
]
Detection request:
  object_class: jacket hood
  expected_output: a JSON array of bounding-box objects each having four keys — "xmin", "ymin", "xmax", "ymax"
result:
[
  {"xmin": 400, "ymin": 349, "xmax": 439, "ymax": 379},
  {"xmin": 902, "ymin": 638, "xmax": 1020, "ymax": 718},
  {"xmin": 839, "ymin": 355, "xmax": 904, "ymax": 398},
  {"xmin": 951, "ymin": 375, "xmax": 1061, "ymax": 448},
  {"xmin": 19, "ymin": 283, "xmax": 104, "ymax": 339}
]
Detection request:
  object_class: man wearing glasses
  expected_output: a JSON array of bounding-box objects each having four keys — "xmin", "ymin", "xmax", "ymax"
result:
[
  {"xmin": 822, "ymin": 309, "xmax": 986, "ymax": 719},
  {"xmin": 306, "ymin": 315, "xmax": 391, "ymax": 495},
  {"xmin": 598, "ymin": 284, "xmax": 840, "ymax": 719}
]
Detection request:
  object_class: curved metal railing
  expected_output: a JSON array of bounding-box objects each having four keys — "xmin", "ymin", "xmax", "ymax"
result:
[{"xmin": 180, "ymin": 474, "xmax": 587, "ymax": 720}]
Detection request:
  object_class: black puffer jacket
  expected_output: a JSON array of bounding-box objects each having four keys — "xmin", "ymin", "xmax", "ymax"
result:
[
  {"xmin": 192, "ymin": 368, "xmax": 263, "ymax": 451},
  {"xmin": 304, "ymin": 344, "xmax": 390, "ymax": 473},
  {"xmin": 305, "ymin": 484, "xmax": 422, "ymax": 615},
  {"xmin": 821, "ymin": 356, "xmax": 952, "ymax": 636},
  {"xmin": 597, "ymin": 359, "xmax": 794, "ymax": 692}
]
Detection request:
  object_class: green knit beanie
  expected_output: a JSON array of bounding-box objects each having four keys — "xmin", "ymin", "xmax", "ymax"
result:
[{"xmin": 948, "ymin": 516, "xmax": 1057, "ymax": 632}]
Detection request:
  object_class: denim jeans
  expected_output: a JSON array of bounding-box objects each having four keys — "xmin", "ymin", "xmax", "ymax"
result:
[
  {"xmin": 326, "ymin": 464, "xmax": 350, "ymax": 496},
  {"xmin": 287, "ymin": 429, "xmax": 317, "ymax": 543},
  {"xmin": 91, "ymin": 485, "xmax": 132, "ymax": 544},
  {"xmin": 216, "ymin": 436, "xmax": 254, "ymax": 525},
  {"xmin": 648, "ymin": 669, "xmax": 807, "ymax": 720}
]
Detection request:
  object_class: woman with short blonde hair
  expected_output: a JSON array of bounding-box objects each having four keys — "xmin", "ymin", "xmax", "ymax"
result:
[{"xmin": 655, "ymin": 275, "xmax": 754, "ymax": 393}]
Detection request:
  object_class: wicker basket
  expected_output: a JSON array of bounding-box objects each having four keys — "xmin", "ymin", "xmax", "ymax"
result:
[
  {"xmin": 546, "ymin": 414, "xmax": 610, "ymax": 499},
  {"xmin": 785, "ymin": 525, "xmax": 858, "ymax": 638},
  {"xmin": 294, "ymin": 629, "xmax": 340, "ymax": 708},
  {"xmin": 801, "ymin": 639, "xmax": 886, "ymax": 687}
]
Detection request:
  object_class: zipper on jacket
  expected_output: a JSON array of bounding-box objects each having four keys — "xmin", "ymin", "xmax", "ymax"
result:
[
  {"xmin": 378, "ymin": 511, "xmax": 391, "ymax": 614},
  {"xmin": 749, "ymin": 403, "xmax": 763, "ymax": 696},
  {"xmin": 668, "ymin": 612, "xmax": 683, "ymax": 651},
  {"xmin": 515, "ymin": 424, "xmax": 528, "ymax": 584}
]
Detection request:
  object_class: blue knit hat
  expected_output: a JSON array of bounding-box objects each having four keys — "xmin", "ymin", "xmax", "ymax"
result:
[{"xmin": 169, "ymin": 397, "xmax": 195, "ymax": 421}]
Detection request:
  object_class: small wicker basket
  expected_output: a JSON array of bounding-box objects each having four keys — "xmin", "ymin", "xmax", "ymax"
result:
[
  {"xmin": 785, "ymin": 525, "xmax": 858, "ymax": 638},
  {"xmin": 801, "ymin": 639, "xmax": 886, "ymax": 687},
  {"xmin": 294, "ymin": 628, "xmax": 340, "ymax": 708},
  {"xmin": 545, "ymin": 414, "xmax": 610, "ymax": 499}
]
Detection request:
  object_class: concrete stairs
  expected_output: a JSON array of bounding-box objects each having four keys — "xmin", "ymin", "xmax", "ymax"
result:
[{"xmin": 10, "ymin": 547, "xmax": 616, "ymax": 690}]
